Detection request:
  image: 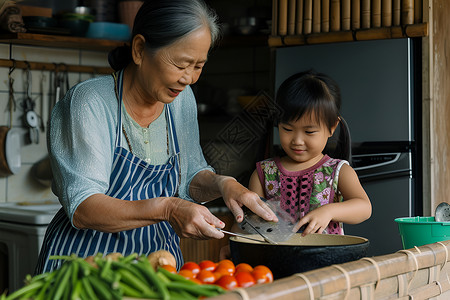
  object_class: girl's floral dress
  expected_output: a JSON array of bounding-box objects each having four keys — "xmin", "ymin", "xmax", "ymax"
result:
[{"xmin": 256, "ymin": 155, "xmax": 348, "ymax": 234}]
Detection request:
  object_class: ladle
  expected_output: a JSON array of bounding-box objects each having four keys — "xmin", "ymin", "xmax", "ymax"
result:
[{"xmin": 435, "ymin": 202, "xmax": 450, "ymax": 222}]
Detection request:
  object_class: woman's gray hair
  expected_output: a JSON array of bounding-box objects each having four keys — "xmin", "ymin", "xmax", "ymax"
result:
[{"xmin": 109, "ymin": 0, "xmax": 221, "ymax": 70}]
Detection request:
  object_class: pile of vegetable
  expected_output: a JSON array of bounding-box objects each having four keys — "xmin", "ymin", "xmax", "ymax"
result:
[
  {"xmin": 175, "ymin": 259, "xmax": 273, "ymax": 290},
  {"xmin": 1, "ymin": 250, "xmax": 226, "ymax": 300}
]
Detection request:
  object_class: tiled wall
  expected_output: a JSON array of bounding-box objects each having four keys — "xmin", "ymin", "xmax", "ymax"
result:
[{"xmin": 0, "ymin": 43, "xmax": 109, "ymax": 203}]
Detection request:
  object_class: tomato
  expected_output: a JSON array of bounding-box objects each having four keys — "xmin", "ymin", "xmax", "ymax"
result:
[
  {"xmin": 253, "ymin": 265, "xmax": 273, "ymax": 283},
  {"xmin": 215, "ymin": 274, "xmax": 238, "ymax": 290},
  {"xmin": 181, "ymin": 262, "xmax": 201, "ymax": 276},
  {"xmin": 235, "ymin": 263, "xmax": 253, "ymax": 274},
  {"xmin": 199, "ymin": 260, "xmax": 216, "ymax": 272},
  {"xmin": 235, "ymin": 271, "xmax": 256, "ymax": 288},
  {"xmin": 216, "ymin": 259, "xmax": 235, "ymax": 275},
  {"xmin": 178, "ymin": 269, "xmax": 195, "ymax": 280},
  {"xmin": 190, "ymin": 278, "xmax": 202, "ymax": 284},
  {"xmin": 251, "ymin": 269, "xmax": 268, "ymax": 284},
  {"xmin": 196, "ymin": 269, "xmax": 216, "ymax": 284},
  {"xmin": 215, "ymin": 265, "xmax": 234, "ymax": 276},
  {"xmin": 160, "ymin": 264, "xmax": 177, "ymax": 273},
  {"xmin": 213, "ymin": 271, "xmax": 224, "ymax": 281}
]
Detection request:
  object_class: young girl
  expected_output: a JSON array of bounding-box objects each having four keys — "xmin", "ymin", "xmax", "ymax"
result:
[{"xmin": 249, "ymin": 70, "xmax": 372, "ymax": 236}]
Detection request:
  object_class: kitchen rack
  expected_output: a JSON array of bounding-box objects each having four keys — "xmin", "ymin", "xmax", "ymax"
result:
[{"xmin": 0, "ymin": 32, "xmax": 123, "ymax": 74}]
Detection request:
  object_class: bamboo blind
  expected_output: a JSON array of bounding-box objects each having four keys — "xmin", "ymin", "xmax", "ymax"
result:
[
  {"xmin": 209, "ymin": 240, "xmax": 450, "ymax": 299},
  {"xmin": 270, "ymin": 0, "xmax": 427, "ymax": 47}
]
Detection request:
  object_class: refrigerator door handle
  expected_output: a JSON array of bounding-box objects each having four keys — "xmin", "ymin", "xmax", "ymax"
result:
[{"xmin": 353, "ymin": 153, "xmax": 401, "ymax": 171}]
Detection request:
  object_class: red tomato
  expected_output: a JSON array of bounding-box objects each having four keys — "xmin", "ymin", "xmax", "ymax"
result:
[
  {"xmin": 196, "ymin": 269, "xmax": 216, "ymax": 284},
  {"xmin": 235, "ymin": 271, "xmax": 256, "ymax": 288},
  {"xmin": 215, "ymin": 274, "xmax": 238, "ymax": 290},
  {"xmin": 213, "ymin": 271, "xmax": 224, "ymax": 281},
  {"xmin": 216, "ymin": 259, "xmax": 235, "ymax": 275},
  {"xmin": 181, "ymin": 262, "xmax": 201, "ymax": 276},
  {"xmin": 178, "ymin": 269, "xmax": 195, "ymax": 280},
  {"xmin": 160, "ymin": 264, "xmax": 177, "ymax": 273},
  {"xmin": 190, "ymin": 278, "xmax": 202, "ymax": 284},
  {"xmin": 235, "ymin": 263, "xmax": 253, "ymax": 274},
  {"xmin": 199, "ymin": 260, "xmax": 216, "ymax": 272},
  {"xmin": 251, "ymin": 269, "xmax": 268, "ymax": 284},
  {"xmin": 215, "ymin": 265, "xmax": 234, "ymax": 276},
  {"xmin": 253, "ymin": 265, "xmax": 273, "ymax": 283}
]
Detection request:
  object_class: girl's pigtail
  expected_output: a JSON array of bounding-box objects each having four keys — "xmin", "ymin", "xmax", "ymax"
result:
[{"xmin": 334, "ymin": 117, "xmax": 352, "ymax": 164}]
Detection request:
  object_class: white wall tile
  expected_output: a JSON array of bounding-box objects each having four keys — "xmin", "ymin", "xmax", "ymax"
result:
[
  {"xmin": 6, "ymin": 163, "xmax": 56, "ymax": 203},
  {"xmin": 0, "ymin": 177, "xmax": 6, "ymax": 202},
  {"xmin": 11, "ymin": 45, "xmax": 79, "ymax": 65},
  {"xmin": 0, "ymin": 44, "xmax": 9, "ymax": 59},
  {"xmin": 80, "ymin": 50, "xmax": 109, "ymax": 67}
]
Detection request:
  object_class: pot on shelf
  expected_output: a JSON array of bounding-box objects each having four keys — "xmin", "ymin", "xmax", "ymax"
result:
[{"xmin": 230, "ymin": 233, "xmax": 370, "ymax": 279}]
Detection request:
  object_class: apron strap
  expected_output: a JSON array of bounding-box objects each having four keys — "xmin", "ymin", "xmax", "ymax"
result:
[{"xmin": 112, "ymin": 70, "xmax": 124, "ymax": 148}]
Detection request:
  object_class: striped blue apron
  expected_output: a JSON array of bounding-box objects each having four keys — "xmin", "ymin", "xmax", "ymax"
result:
[{"xmin": 36, "ymin": 70, "xmax": 183, "ymax": 273}]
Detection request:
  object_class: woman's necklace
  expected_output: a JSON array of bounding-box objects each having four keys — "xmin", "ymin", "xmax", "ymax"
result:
[{"xmin": 122, "ymin": 115, "xmax": 169, "ymax": 156}]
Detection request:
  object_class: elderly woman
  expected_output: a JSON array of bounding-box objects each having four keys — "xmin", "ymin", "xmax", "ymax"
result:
[{"xmin": 36, "ymin": 0, "xmax": 277, "ymax": 273}]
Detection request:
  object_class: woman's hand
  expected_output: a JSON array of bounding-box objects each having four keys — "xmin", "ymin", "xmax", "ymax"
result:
[
  {"xmin": 292, "ymin": 205, "xmax": 334, "ymax": 236},
  {"xmin": 218, "ymin": 177, "xmax": 278, "ymax": 223},
  {"xmin": 164, "ymin": 197, "xmax": 225, "ymax": 239}
]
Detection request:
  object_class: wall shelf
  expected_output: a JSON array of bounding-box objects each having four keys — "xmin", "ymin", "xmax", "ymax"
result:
[{"xmin": 0, "ymin": 32, "xmax": 126, "ymax": 52}]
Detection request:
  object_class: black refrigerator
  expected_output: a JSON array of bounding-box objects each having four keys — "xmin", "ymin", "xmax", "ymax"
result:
[{"xmin": 274, "ymin": 38, "xmax": 422, "ymax": 256}]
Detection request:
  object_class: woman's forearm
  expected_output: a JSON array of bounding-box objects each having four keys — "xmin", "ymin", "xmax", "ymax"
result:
[
  {"xmin": 189, "ymin": 170, "xmax": 236, "ymax": 203},
  {"xmin": 72, "ymin": 194, "xmax": 175, "ymax": 233}
]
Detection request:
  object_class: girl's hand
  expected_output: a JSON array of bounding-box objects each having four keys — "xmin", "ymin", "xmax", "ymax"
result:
[
  {"xmin": 292, "ymin": 205, "xmax": 334, "ymax": 236},
  {"xmin": 165, "ymin": 197, "xmax": 225, "ymax": 239},
  {"xmin": 218, "ymin": 177, "xmax": 278, "ymax": 223}
]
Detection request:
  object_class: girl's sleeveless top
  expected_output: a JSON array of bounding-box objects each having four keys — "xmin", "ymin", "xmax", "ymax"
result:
[{"xmin": 256, "ymin": 155, "xmax": 348, "ymax": 234}]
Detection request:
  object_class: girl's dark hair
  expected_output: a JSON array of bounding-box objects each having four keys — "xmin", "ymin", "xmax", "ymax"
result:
[
  {"xmin": 108, "ymin": 0, "xmax": 220, "ymax": 71},
  {"xmin": 275, "ymin": 69, "xmax": 352, "ymax": 162}
]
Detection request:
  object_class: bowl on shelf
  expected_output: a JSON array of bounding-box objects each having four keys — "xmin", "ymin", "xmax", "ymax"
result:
[
  {"xmin": 59, "ymin": 19, "xmax": 90, "ymax": 37},
  {"xmin": 86, "ymin": 22, "xmax": 131, "ymax": 41}
]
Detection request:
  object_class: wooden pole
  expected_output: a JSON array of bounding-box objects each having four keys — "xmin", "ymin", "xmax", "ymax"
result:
[
  {"xmin": 278, "ymin": 0, "xmax": 288, "ymax": 35},
  {"xmin": 402, "ymin": 0, "xmax": 414, "ymax": 25},
  {"xmin": 342, "ymin": 0, "xmax": 351, "ymax": 30},
  {"xmin": 372, "ymin": 0, "xmax": 381, "ymax": 27},
  {"xmin": 296, "ymin": 0, "xmax": 304, "ymax": 34},
  {"xmin": 272, "ymin": 0, "xmax": 279, "ymax": 36},
  {"xmin": 304, "ymin": 0, "xmax": 313, "ymax": 34},
  {"xmin": 330, "ymin": 0, "xmax": 340, "ymax": 31},
  {"xmin": 267, "ymin": 23, "xmax": 428, "ymax": 47},
  {"xmin": 288, "ymin": 0, "xmax": 297, "ymax": 35},
  {"xmin": 382, "ymin": 0, "xmax": 392, "ymax": 27},
  {"xmin": 392, "ymin": 0, "xmax": 401, "ymax": 26},
  {"xmin": 322, "ymin": 0, "xmax": 330, "ymax": 32},
  {"xmin": 0, "ymin": 58, "xmax": 112, "ymax": 74},
  {"xmin": 361, "ymin": 0, "xmax": 371, "ymax": 28},
  {"xmin": 313, "ymin": 0, "xmax": 321, "ymax": 33},
  {"xmin": 351, "ymin": 0, "xmax": 361, "ymax": 30},
  {"xmin": 414, "ymin": 0, "xmax": 422, "ymax": 23}
]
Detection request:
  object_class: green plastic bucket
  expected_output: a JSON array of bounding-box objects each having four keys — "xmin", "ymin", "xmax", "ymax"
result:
[{"xmin": 395, "ymin": 216, "xmax": 450, "ymax": 249}]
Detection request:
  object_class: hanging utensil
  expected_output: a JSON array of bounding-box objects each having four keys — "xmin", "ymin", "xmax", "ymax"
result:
[
  {"xmin": 0, "ymin": 62, "xmax": 21, "ymax": 175},
  {"xmin": 22, "ymin": 62, "xmax": 39, "ymax": 144},
  {"xmin": 39, "ymin": 71, "xmax": 46, "ymax": 132},
  {"xmin": 435, "ymin": 202, "xmax": 450, "ymax": 222}
]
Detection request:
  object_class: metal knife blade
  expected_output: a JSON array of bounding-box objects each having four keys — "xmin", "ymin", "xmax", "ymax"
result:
[
  {"xmin": 217, "ymin": 228, "xmax": 266, "ymax": 243},
  {"xmin": 242, "ymin": 217, "xmax": 278, "ymax": 245}
]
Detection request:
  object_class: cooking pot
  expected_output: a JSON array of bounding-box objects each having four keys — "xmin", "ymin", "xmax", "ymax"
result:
[{"xmin": 230, "ymin": 233, "xmax": 369, "ymax": 279}]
